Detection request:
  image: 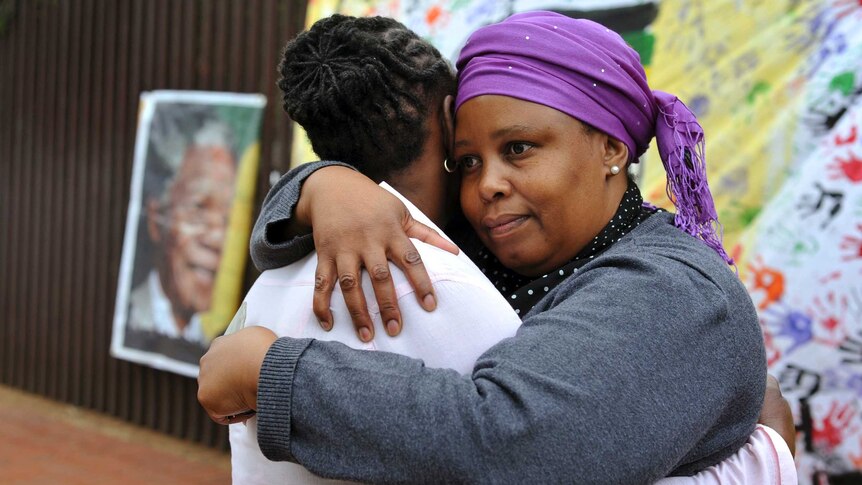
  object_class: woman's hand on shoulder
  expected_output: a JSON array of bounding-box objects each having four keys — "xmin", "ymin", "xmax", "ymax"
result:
[{"xmin": 298, "ymin": 166, "xmax": 458, "ymax": 341}]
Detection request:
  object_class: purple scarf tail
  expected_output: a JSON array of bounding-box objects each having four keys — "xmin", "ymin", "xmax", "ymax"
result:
[{"xmin": 653, "ymin": 90, "xmax": 733, "ymax": 265}]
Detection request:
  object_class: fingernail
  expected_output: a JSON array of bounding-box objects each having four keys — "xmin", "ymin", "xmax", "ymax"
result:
[
  {"xmin": 423, "ymin": 294, "xmax": 436, "ymax": 311},
  {"xmin": 386, "ymin": 320, "xmax": 400, "ymax": 336},
  {"xmin": 359, "ymin": 327, "xmax": 372, "ymax": 342},
  {"xmin": 319, "ymin": 319, "xmax": 332, "ymax": 331}
]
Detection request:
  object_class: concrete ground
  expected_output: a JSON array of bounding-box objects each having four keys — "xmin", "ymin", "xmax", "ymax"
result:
[{"xmin": 0, "ymin": 385, "xmax": 231, "ymax": 484}]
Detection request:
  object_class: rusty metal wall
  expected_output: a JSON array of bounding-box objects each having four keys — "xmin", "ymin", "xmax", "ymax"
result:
[{"xmin": 0, "ymin": 0, "xmax": 306, "ymax": 449}]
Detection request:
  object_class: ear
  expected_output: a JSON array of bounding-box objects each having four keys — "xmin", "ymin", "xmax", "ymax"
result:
[
  {"xmin": 601, "ymin": 134, "xmax": 629, "ymax": 175},
  {"xmin": 147, "ymin": 198, "xmax": 163, "ymax": 244},
  {"xmin": 440, "ymin": 95, "xmax": 456, "ymax": 160}
]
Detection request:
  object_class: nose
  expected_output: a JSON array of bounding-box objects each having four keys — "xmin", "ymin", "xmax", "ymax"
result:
[
  {"xmin": 204, "ymin": 224, "xmax": 226, "ymax": 247},
  {"xmin": 200, "ymin": 213, "xmax": 227, "ymax": 248},
  {"xmin": 477, "ymin": 159, "xmax": 512, "ymax": 204}
]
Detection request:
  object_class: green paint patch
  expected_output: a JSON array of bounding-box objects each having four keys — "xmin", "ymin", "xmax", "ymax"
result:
[
  {"xmin": 720, "ymin": 204, "xmax": 761, "ymax": 228},
  {"xmin": 739, "ymin": 206, "xmax": 762, "ymax": 226},
  {"xmin": 621, "ymin": 31, "xmax": 655, "ymax": 67},
  {"xmin": 746, "ymin": 81, "xmax": 771, "ymax": 105},
  {"xmin": 829, "ymin": 71, "xmax": 855, "ymax": 96},
  {"xmin": 450, "ymin": 0, "xmax": 472, "ymax": 11}
]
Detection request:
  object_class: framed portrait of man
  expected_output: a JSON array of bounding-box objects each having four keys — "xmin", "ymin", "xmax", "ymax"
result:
[{"xmin": 111, "ymin": 91, "xmax": 266, "ymax": 377}]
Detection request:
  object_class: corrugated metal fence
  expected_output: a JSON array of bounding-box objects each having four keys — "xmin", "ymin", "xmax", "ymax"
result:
[{"xmin": 0, "ymin": 0, "xmax": 306, "ymax": 449}]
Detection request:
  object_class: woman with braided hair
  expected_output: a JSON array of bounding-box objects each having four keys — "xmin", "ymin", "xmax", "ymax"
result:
[
  {"xmin": 228, "ymin": 14, "xmax": 524, "ymax": 485},
  {"xmin": 276, "ymin": 14, "xmax": 456, "ymax": 184},
  {"xmin": 200, "ymin": 12, "xmax": 795, "ymax": 483}
]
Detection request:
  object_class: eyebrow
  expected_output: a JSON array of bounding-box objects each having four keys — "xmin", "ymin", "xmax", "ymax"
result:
[
  {"xmin": 491, "ymin": 124, "xmax": 538, "ymax": 139},
  {"xmin": 454, "ymin": 124, "xmax": 539, "ymax": 149}
]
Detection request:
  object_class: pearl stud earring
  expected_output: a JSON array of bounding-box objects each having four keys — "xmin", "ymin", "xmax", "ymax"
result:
[{"xmin": 610, "ymin": 165, "xmax": 621, "ymax": 175}]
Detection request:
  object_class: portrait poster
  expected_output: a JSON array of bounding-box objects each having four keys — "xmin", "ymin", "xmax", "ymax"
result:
[{"xmin": 111, "ymin": 91, "xmax": 266, "ymax": 377}]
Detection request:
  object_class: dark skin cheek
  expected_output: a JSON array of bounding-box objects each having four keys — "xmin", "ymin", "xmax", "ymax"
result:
[{"xmin": 459, "ymin": 182, "xmax": 481, "ymax": 227}]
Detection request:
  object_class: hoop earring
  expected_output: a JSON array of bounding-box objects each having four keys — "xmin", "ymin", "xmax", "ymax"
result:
[
  {"xmin": 443, "ymin": 158, "xmax": 457, "ymax": 173},
  {"xmin": 610, "ymin": 165, "xmax": 621, "ymax": 175}
]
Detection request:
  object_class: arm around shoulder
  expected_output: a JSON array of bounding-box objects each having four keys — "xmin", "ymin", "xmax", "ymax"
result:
[
  {"xmin": 250, "ymin": 161, "xmax": 355, "ymax": 271},
  {"xmin": 252, "ymin": 252, "xmax": 762, "ymax": 483}
]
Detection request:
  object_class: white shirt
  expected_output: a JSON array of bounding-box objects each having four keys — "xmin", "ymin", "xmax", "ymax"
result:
[
  {"xmin": 230, "ymin": 184, "xmax": 796, "ymax": 485},
  {"xmin": 230, "ymin": 184, "xmax": 522, "ymax": 484},
  {"xmin": 128, "ymin": 270, "xmax": 204, "ymax": 344}
]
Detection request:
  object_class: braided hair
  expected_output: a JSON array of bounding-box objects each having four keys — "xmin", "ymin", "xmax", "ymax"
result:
[{"xmin": 278, "ymin": 15, "xmax": 455, "ymax": 181}]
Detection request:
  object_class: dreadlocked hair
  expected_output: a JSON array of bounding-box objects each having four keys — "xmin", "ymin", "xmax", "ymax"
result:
[{"xmin": 278, "ymin": 14, "xmax": 456, "ymax": 181}]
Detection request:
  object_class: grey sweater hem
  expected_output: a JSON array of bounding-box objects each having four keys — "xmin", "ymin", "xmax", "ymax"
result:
[{"xmin": 257, "ymin": 337, "xmax": 314, "ymax": 463}]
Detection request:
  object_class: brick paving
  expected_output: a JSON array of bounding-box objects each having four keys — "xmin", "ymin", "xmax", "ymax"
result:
[{"xmin": 0, "ymin": 385, "xmax": 230, "ymax": 485}]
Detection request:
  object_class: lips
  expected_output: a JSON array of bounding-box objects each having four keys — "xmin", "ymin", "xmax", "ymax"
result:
[
  {"xmin": 188, "ymin": 263, "xmax": 216, "ymax": 283},
  {"xmin": 483, "ymin": 214, "xmax": 529, "ymax": 237}
]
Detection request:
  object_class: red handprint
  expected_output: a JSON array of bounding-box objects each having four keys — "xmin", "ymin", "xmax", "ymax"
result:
[
  {"xmin": 813, "ymin": 401, "xmax": 859, "ymax": 451},
  {"xmin": 835, "ymin": 125, "xmax": 858, "ymax": 145},
  {"xmin": 834, "ymin": 0, "xmax": 862, "ymax": 21},
  {"xmin": 829, "ymin": 151, "xmax": 862, "ymax": 183},
  {"xmin": 819, "ymin": 271, "xmax": 842, "ymax": 284},
  {"xmin": 841, "ymin": 223, "xmax": 862, "ymax": 261},
  {"xmin": 810, "ymin": 291, "xmax": 850, "ymax": 346},
  {"xmin": 730, "ymin": 243, "xmax": 744, "ymax": 266},
  {"xmin": 747, "ymin": 258, "xmax": 786, "ymax": 310}
]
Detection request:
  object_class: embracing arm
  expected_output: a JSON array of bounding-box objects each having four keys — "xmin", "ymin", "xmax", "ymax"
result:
[
  {"xmin": 250, "ymin": 161, "xmax": 354, "ymax": 271},
  {"xmin": 249, "ymin": 255, "xmax": 764, "ymax": 484},
  {"xmin": 250, "ymin": 163, "xmax": 458, "ymax": 340},
  {"xmin": 201, "ymin": 330, "xmax": 785, "ymax": 484}
]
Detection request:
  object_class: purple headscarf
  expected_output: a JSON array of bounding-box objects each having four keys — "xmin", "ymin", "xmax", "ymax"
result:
[{"xmin": 455, "ymin": 11, "xmax": 732, "ymax": 265}]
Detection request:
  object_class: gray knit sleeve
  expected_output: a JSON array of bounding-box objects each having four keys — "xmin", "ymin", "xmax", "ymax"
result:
[
  {"xmin": 254, "ymin": 247, "xmax": 765, "ymax": 484},
  {"xmin": 256, "ymin": 337, "xmax": 314, "ymax": 463},
  {"xmin": 250, "ymin": 161, "xmax": 355, "ymax": 271}
]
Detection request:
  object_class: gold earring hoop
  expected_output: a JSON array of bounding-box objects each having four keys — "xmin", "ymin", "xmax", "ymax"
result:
[{"xmin": 443, "ymin": 158, "xmax": 457, "ymax": 173}]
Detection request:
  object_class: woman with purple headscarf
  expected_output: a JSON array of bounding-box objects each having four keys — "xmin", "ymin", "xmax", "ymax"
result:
[{"xmin": 200, "ymin": 12, "xmax": 771, "ymax": 483}]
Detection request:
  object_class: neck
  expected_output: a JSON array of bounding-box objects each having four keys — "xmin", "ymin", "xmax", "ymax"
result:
[
  {"xmin": 385, "ymin": 110, "xmax": 455, "ymax": 227},
  {"xmin": 387, "ymin": 156, "xmax": 451, "ymax": 227}
]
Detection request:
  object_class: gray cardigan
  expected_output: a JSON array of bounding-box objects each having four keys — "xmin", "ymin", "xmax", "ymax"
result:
[{"xmin": 249, "ymin": 166, "xmax": 766, "ymax": 483}]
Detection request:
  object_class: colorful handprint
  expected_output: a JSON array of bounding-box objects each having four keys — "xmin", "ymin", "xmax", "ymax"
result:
[{"xmin": 747, "ymin": 258, "xmax": 786, "ymax": 310}]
